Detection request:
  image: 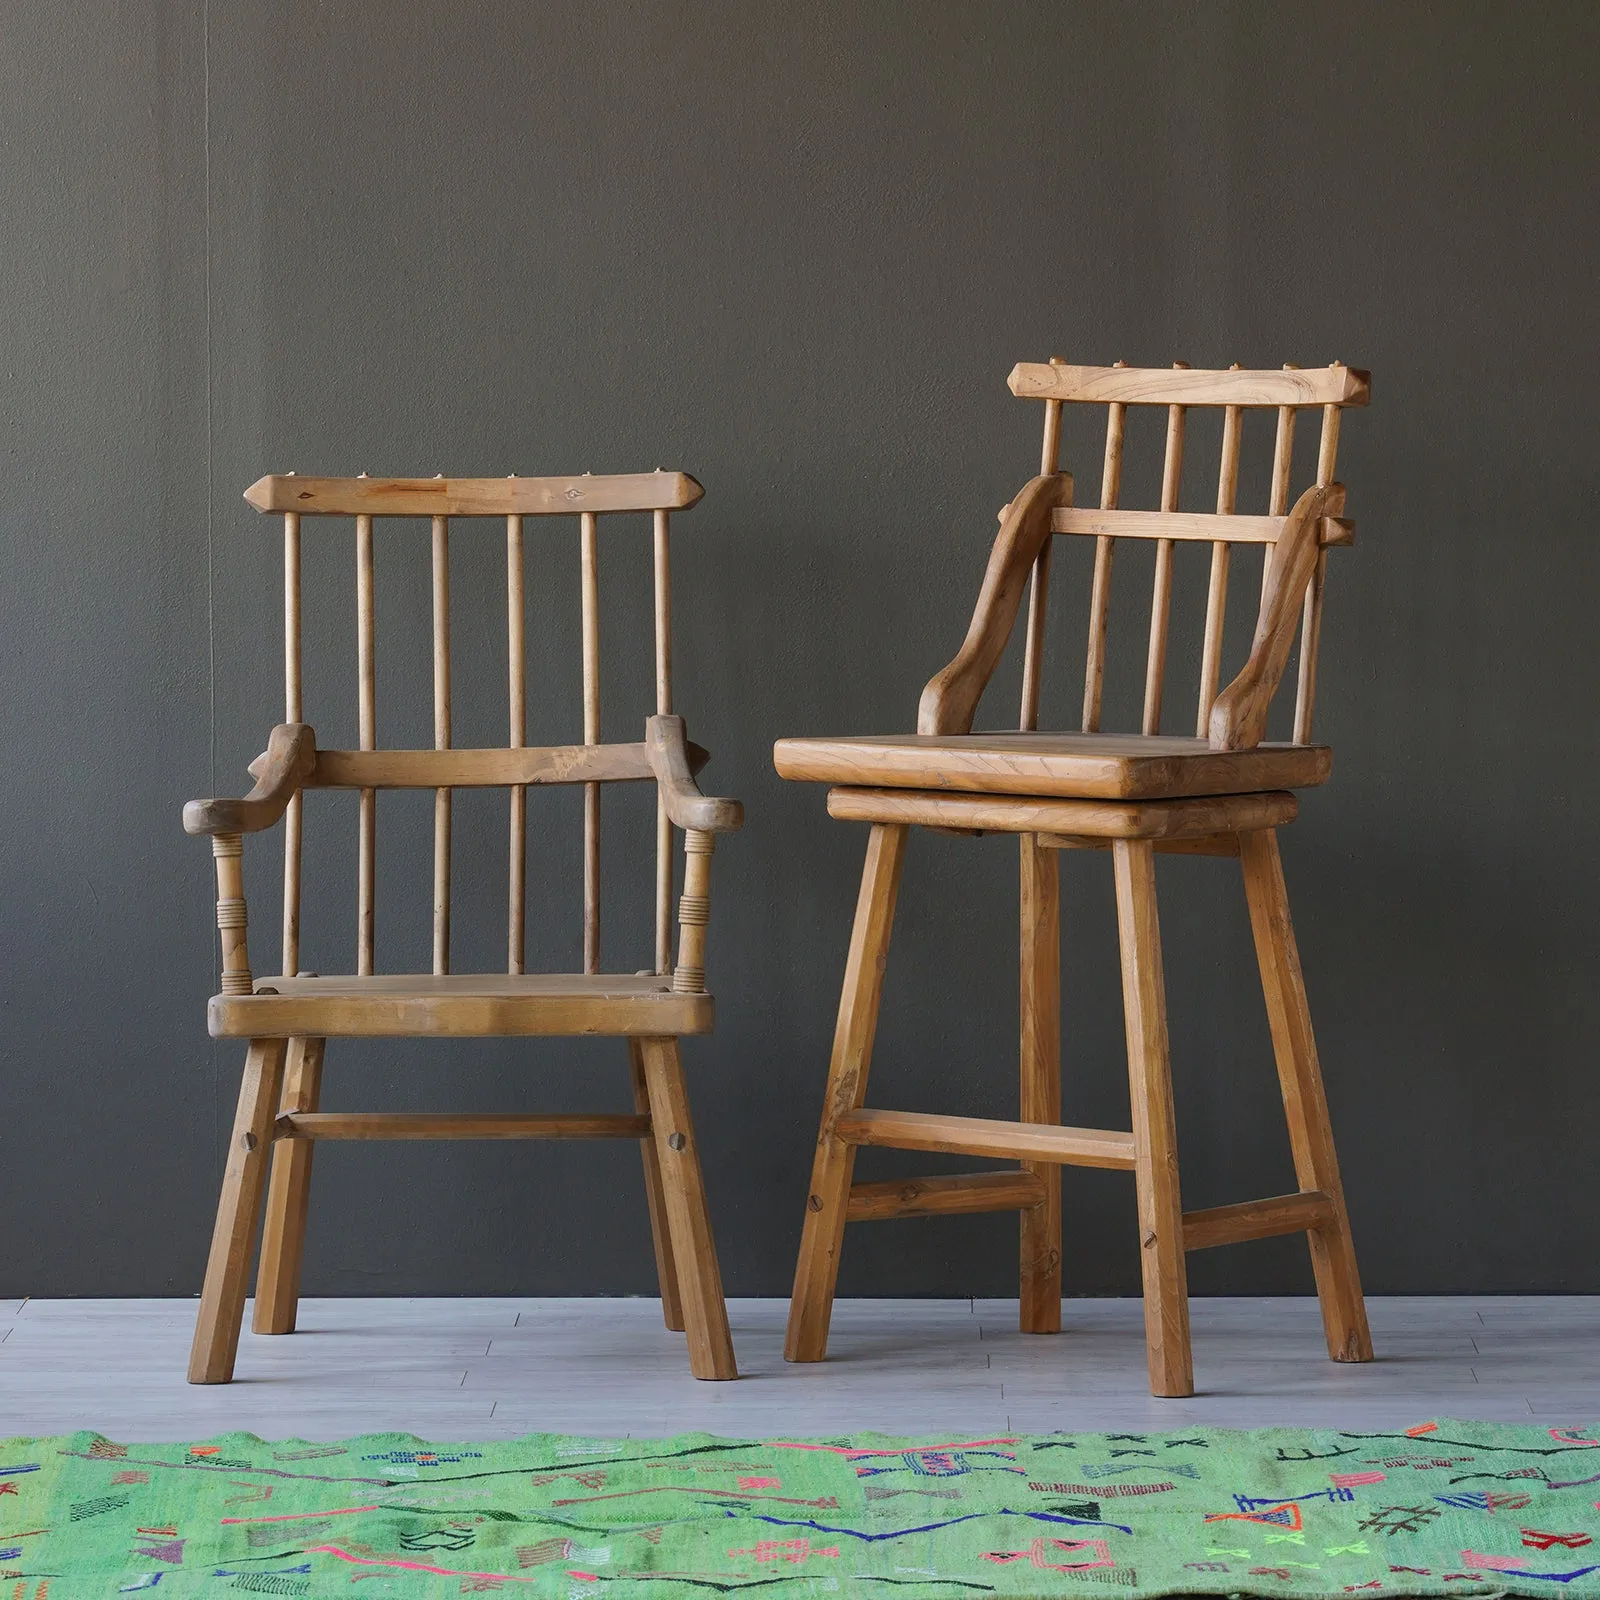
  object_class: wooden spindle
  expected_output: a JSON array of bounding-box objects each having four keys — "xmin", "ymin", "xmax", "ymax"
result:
[
  {"xmin": 671, "ymin": 830, "xmax": 714, "ymax": 994},
  {"xmin": 282, "ymin": 505, "xmax": 302, "ymax": 977},
  {"xmin": 1082, "ymin": 360, "xmax": 1128, "ymax": 732},
  {"xmin": 653, "ymin": 503, "xmax": 674, "ymax": 975},
  {"xmin": 355, "ymin": 497, "xmax": 376, "ymax": 976},
  {"xmin": 432, "ymin": 505, "xmax": 451, "ymax": 976},
  {"xmin": 214, "ymin": 833, "xmax": 252, "ymax": 995},
  {"xmin": 1264, "ymin": 365, "xmax": 1300, "ymax": 608},
  {"xmin": 1019, "ymin": 356, "xmax": 1066, "ymax": 731},
  {"xmin": 580, "ymin": 507, "xmax": 601, "ymax": 974},
  {"xmin": 507, "ymin": 493, "xmax": 526, "ymax": 974},
  {"xmin": 1141, "ymin": 362, "xmax": 1188, "ymax": 735},
  {"xmin": 1197, "ymin": 374, "xmax": 1243, "ymax": 735},
  {"xmin": 1294, "ymin": 379, "xmax": 1344, "ymax": 742}
]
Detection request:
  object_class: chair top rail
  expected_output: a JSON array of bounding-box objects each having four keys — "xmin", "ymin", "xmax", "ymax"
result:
[
  {"xmin": 1052, "ymin": 504, "xmax": 1352, "ymax": 546},
  {"xmin": 244, "ymin": 471, "xmax": 703, "ymax": 517},
  {"xmin": 1009, "ymin": 362, "xmax": 1370, "ymax": 408}
]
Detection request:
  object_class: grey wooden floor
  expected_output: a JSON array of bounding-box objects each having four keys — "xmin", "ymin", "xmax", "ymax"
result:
[{"xmin": 2, "ymin": 1297, "xmax": 1595, "ymax": 1441}]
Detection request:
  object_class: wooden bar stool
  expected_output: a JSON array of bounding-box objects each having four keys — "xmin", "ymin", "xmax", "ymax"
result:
[
  {"xmin": 776, "ymin": 360, "xmax": 1374, "ymax": 1397},
  {"xmin": 184, "ymin": 470, "xmax": 741, "ymax": 1383}
]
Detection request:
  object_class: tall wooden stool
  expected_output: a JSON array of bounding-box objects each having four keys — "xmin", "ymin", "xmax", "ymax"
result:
[
  {"xmin": 777, "ymin": 361, "xmax": 1374, "ymax": 1397},
  {"xmin": 184, "ymin": 470, "xmax": 741, "ymax": 1383}
]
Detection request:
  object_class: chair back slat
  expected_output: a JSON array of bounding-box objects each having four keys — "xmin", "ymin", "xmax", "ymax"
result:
[
  {"xmin": 1018, "ymin": 359, "xmax": 1066, "ymax": 731},
  {"xmin": 653, "ymin": 508, "xmax": 674, "ymax": 973},
  {"xmin": 282, "ymin": 508, "xmax": 304, "ymax": 975},
  {"xmin": 579, "ymin": 509, "xmax": 602, "ymax": 975},
  {"xmin": 1081, "ymin": 363, "xmax": 1129, "ymax": 733},
  {"xmin": 507, "ymin": 504, "xmax": 527, "ymax": 974},
  {"xmin": 1009, "ymin": 360, "xmax": 1367, "ymax": 748},
  {"xmin": 1141, "ymin": 366, "xmax": 1189, "ymax": 734},
  {"xmin": 254, "ymin": 469, "xmax": 699, "ymax": 980},
  {"xmin": 1196, "ymin": 389, "xmax": 1244, "ymax": 734}
]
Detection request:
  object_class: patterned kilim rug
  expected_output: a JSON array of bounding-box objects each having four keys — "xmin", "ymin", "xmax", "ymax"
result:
[{"xmin": 3, "ymin": 1422, "xmax": 1599, "ymax": 1596}]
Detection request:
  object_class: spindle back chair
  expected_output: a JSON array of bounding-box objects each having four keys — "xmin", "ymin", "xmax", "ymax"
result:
[
  {"xmin": 775, "ymin": 361, "xmax": 1374, "ymax": 1398},
  {"xmin": 184, "ymin": 470, "xmax": 741, "ymax": 1384}
]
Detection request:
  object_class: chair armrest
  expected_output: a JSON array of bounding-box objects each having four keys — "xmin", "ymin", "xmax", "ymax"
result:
[
  {"xmin": 1209, "ymin": 483, "xmax": 1345, "ymax": 751},
  {"xmin": 917, "ymin": 472, "xmax": 1073, "ymax": 735},
  {"xmin": 183, "ymin": 723, "xmax": 317, "ymax": 836},
  {"xmin": 646, "ymin": 715, "xmax": 744, "ymax": 833}
]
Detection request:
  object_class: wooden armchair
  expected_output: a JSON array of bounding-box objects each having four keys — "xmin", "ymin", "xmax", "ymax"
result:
[
  {"xmin": 775, "ymin": 361, "xmax": 1374, "ymax": 1397},
  {"xmin": 185, "ymin": 470, "xmax": 741, "ymax": 1383}
]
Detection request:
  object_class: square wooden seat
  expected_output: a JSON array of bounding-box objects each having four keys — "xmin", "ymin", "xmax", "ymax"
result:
[
  {"xmin": 209, "ymin": 972, "xmax": 716, "ymax": 1039},
  {"xmin": 780, "ymin": 359, "xmax": 1375, "ymax": 1398},
  {"xmin": 773, "ymin": 730, "xmax": 1331, "ymax": 800},
  {"xmin": 183, "ymin": 469, "xmax": 741, "ymax": 1385}
]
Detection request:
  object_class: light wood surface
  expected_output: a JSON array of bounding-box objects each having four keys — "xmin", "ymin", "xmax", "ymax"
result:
[
  {"xmin": 779, "ymin": 731, "xmax": 1330, "ymax": 801},
  {"xmin": 786, "ymin": 823, "xmax": 907, "ymax": 1363},
  {"xmin": 8, "ymin": 1296, "xmax": 1581, "ymax": 1439},
  {"xmin": 209, "ymin": 972, "xmax": 715, "ymax": 1039},
  {"xmin": 778, "ymin": 357, "xmax": 1372, "ymax": 1399},
  {"xmin": 244, "ymin": 471, "xmax": 704, "ymax": 516},
  {"xmin": 1009, "ymin": 361, "xmax": 1370, "ymax": 408},
  {"xmin": 1018, "ymin": 834, "xmax": 1061, "ymax": 1333},
  {"xmin": 186, "ymin": 466, "xmax": 741, "ymax": 1385}
]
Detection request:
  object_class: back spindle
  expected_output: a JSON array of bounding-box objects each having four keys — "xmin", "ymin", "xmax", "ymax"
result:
[
  {"xmin": 432, "ymin": 499, "xmax": 452, "ymax": 975},
  {"xmin": 1141, "ymin": 362, "xmax": 1189, "ymax": 734},
  {"xmin": 507, "ymin": 484, "xmax": 527, "ymax": 974},
  {"xmin": 1082, "ymin": 359, "xmax": 1129, "ymax": 732},
  {"xmin": 282, "ymin": 498, "xmax": 302, "ymax": 977},
  {"xmin": 580, "ymin": 505, "xmax": 601, "ymax": 974},
  {"xmin": 1019, "ymin": 356, "xmax": 1066, "ymax": 731},
  {"xmin": 1197, "ymin": 372, "xmax": 1243, "ymax": 735},
  {"xmin": 356, "ymin": 486, "xmax": 376, "ymax": 976},
  {"xmin": 1293, "ymin": 375, "xmax": 1344, "ymax": 742},
  {"xmin": 1264, "ymin": 365, "xmax": 1300, "ymax": 609},
  {"xmin": 653, "ymin": 499, "xmax": 674, "ymax": 975}
]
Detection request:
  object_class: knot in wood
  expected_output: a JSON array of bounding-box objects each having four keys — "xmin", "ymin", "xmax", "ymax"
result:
[{"xmin": 667, "ymin": 1132, "xmax": 686, "ymax": 1151}]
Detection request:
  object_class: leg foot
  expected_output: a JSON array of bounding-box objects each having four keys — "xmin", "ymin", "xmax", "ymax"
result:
[
  {"xmin": 638, "ymin": 1037, "xmax": 736, "ymax": 1380},
  {"xmin": 785, "ymin": 823, "xmax": 907, "ymax": 1363},
  {"xmin": 253, "ymin": 1037, "xmax": 324, "ymax": 1335},
  {"xmin": 189, "ymin": 1038, "xmax": 289, "ymax": 1383},
  {"xmin": 1240, "ymin": 828, "xmax": 1373, "ymax": 1363},
  {"xmin": 1113, "ymin": 840, "xmax": 1194, "ymax": 1398}
]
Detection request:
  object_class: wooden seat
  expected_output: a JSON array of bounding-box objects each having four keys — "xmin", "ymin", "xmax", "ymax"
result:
[
  {"xmin": 210, "ymin": 973, "xmax": 715, "ymax": 1039},
  {"xmin": 183, "ymin": 470, "xmax": 741, "ymax": 1384},
  {"xmin": 780, "ymin": 359, "xmax": 1375, "ymax": 1398},
  {"xmin": 774, "ymin": 731, "xmax": 1330, "ymax": 800}
]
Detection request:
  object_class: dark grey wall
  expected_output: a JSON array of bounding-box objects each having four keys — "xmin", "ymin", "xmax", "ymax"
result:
[{"xmin": 4, "ymin": 1, "xmax": 1597, "ymax": 1301}]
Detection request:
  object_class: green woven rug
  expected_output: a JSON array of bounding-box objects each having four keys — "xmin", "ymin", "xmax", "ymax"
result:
[{"xmin": 4, "ymin": 1422, "xmax": 1599, "ymax": 1596}]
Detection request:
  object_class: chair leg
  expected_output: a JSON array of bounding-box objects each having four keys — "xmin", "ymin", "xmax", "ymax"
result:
[
  {"xmin": 637, "ymin": 1036, "xmax": 737, "ymax": 1380},
  {"xmin": 189, "ymin": 1037, "xmax": 289, "ymax": 1384},
  {"xmin": 630, "ymin": 1038, "xmax": 685, "ymax": 1332},
  {"xmin": 1019, "ymin": 834, "xmax": 1062, "ymax": 1334},
  {"xmin": 785, "ymin": 822, "xmax": 908, "ymax": 1363},
  {"xmin": 253, "ymin": 1037, "xmax": 325, "ymax": 1335},
  {"xmin": 1239, "ymin": 828, "xmax": 1374, "ymax": 1363},
  {"xmin": 1112, "ymin": 839, "xmax": 1194, "ymax": 1398}
]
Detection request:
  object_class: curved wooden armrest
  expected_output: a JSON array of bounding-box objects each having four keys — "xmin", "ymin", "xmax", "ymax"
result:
[
  {"xmin": 917, "ymin": 472, "xmax": 1074, "ymax": 735},
  {"xmin": 1209, "ymin": 483, "xmax": 1345, "ymax": 751},
  {"xmin": 646, "ymin": 715, "xmax": 744, "ymax": 833},
  {"xmin": 183, "ymin": 723, "xmax": 317, "ymax": 836}
]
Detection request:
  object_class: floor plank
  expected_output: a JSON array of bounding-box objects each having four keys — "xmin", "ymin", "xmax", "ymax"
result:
[{"xmin": 1, "ymin": 1297, "xmax": 1596, "ymax": 1440}]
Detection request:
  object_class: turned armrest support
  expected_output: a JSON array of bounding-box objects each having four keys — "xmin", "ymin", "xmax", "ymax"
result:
[
  {"xmin": 646, "ymin": 715, "xmax": 745, "ymax": 834},
  {"xmin": 183, "ymin": 723, "xmax": 317, "ymax": 836},
  {"xmin": 917, "ymin": 472, "xmax": 1074, "ymax": 735},
  {"xmin": 1209, "ymin": 483, "xmax": 1345, "ymax": 751}
]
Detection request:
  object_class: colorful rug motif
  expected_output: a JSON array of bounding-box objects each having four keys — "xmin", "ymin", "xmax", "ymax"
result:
[{"xmin": 3, "ymin": 1421, "xmax": 1599, "ymax": 1596}]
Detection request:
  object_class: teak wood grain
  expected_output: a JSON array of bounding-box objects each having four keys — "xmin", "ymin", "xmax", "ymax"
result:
[
  {"xmin": 185, "ymin": 468, "xmax": 741, "ymax": 1386},
  {"xmin": 778, "ymin": 358, "xmax": 1373, "ymax": 1398}
]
